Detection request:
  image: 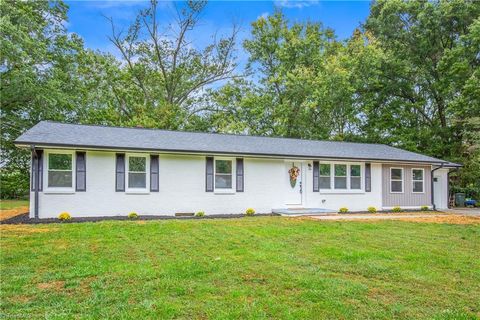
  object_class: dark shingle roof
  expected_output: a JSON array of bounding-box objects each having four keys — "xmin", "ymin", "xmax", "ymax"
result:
[{"xmin": 15, "ymin": 121, "xmax": 452, "ymax": 164}]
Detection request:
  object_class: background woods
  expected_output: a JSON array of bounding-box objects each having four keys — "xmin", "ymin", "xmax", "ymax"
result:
[{"xmin": 1, "ymin": 0, "xmax": 479, "ymax": 199}]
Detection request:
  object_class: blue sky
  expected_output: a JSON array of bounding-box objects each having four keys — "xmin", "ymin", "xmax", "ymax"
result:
[{"xmin": 65, "ymin": 0, "xmax": 371, "ymax": 64}]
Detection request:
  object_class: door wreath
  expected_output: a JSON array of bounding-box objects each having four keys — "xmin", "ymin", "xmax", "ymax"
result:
[{"xmin": 288, "ymin": 165, "xmax": 300, "ymax": 188}]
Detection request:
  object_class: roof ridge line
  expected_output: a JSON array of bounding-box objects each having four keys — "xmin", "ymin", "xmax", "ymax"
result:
[{"xmin": 39, "ymin": 120, "xmax": 389, "ymax": 147}]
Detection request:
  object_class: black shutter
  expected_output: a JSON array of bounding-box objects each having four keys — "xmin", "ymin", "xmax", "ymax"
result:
[
  {"xmin": 150, "ymin": 155, "xmax": 159, "ymax": 192},
  {"xmin": 31, "ymin": 150, "xmax": 43, "ymax": 191},
  {"xmin": 76, "ymin": 152, "xmax": 86, "ymax": 191},
  {"xmin": 206, "ymin": 157, "xmax": 214, "ymax": 192},
  {"xmin": 313, "ymin": 161, "xmax": 319, "ymax": 192},
  {"xmin": 236, "ymin": 158, "xmax": 244, "ymax": 192},
  {"xmin": 116, "ymin": 153, "xmax": 125, "ymax": 191},
  {"xmin": 365, "ymin": 163, "xmax": 371, "ymax": 192}
]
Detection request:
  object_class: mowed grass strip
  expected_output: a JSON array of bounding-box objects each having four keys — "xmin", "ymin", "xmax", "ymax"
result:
[
  {"xmin": 0, "ymin": 200, "xmax": 29, "ymax": 221},
  {"xmin": 0, "ymin": 200, "xmax": 28, "ymax": 211},
  {"xmin": 1, "ymin": 217, "xmax": 479, "ymax": 319}
]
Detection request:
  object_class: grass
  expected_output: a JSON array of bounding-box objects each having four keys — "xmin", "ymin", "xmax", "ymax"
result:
[
  {"xmin": 0, "ymin": 200, "xmax": 29, "ymax": 210},
  {"xmin": 1, "ymin": 217, "xmax": 479, "ymax": 319}
]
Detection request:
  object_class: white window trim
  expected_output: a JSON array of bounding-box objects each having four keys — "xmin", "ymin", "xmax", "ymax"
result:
[
  {"xmin": 44, "ymin": 150, "xmax": 75, "ymax": 193},
  {"xmin": 319, "ymin": 162, "xmax": 364, "ymax": 194},
  {"xmin": 214, "ymin": 157, "xmax": 235, "ymax": 194},
  {"xmin": 412, "ymin": 168, "xmax": 425, "ymax": 194},
  {"xmin": 390, "ymin": 167, "xmax": 404, "ymax": 194},
  {"xmin": 126, "ymin": 153, "xmax": 150, "ymax": 194}
]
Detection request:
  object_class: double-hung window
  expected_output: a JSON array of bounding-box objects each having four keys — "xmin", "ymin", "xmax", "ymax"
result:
[
  {"xmin": 127, "ymin": 155, "xmax": 148, "ymax": 190},
  {"xmin": 334, "ymin": 164, "xmax": 347, "ymax": 189},
  {"xmin": 319, "ymin": 164, "xmax": 331, "ymax": 189},
  {"xmin": 412, "ymin": 168, "xmax": 424, "ymax": 193},
  {"xmin": 390, "ymin": 168, "xmax": 403, "ymax": 193},
  {"xmin": 47, "ymin": 152, "xmax": 73, "ymax": 189},
  {"xmin": 215, "ymin": 159, "xmax": 233, "ymax": 190}
]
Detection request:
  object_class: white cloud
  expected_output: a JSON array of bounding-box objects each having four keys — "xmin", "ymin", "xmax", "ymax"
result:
[
  {"xmin": 274, "ymin": 0, "xmax": 319, "ymax": 9},
  {"xmin": 257, "ymin": 12, "xmax": 269, "ymax": 20}
]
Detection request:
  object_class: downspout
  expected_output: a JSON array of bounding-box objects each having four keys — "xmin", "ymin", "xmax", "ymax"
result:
[
  {"xmin": 431, "ymin": 163, "xmax": 444, "ymax": 211},
  {"xmin": 31, "ymin": 145, "xmax": 39, "ymax": 219}
]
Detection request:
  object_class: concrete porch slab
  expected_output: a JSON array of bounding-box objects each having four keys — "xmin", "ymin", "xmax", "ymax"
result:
[{"xmin": 272, "ymin": 208, "xmax": 337, "ymax": 216}]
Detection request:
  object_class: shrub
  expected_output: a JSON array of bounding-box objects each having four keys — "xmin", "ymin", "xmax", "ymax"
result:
[
  {"xmin": 245, "ymin": 208, "xmax": 256, "ymax": 216},
  {"xmin": 367, "ymin": 206, "xmax": 377, "ymax": 213},
  {"xmin": 420, "ymin": 206, "xmax": 429, "ymax": 211},
  {"xmin": 392, "ymin": 206, "xmax": 402, "ymax": 213},
  {"xmin": 58, "ymin": 212, "xmax": 71, "ymax": 221},
  {"xmin": 339, "ymin": 207, "xmax": 348, "ymax": 213},
  {"xmin": 128, "ymin": 212, "xmax": 139, "ymax": 220},
  {"xmin": 195, "ymin": 211, "xmax": 205, "ymax": 217}
]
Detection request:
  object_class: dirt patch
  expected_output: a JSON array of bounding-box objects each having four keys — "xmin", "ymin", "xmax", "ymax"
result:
[
  {"xmin": 0, "ymin": 207, "xmax": 29, "ymax": 221},
  {"xmin": 344, "ymin": 215, "xmax": 480, "ymax": 225},
  {"xmin": 7, "ymin": 295, "xmax": 32, "ymax": 304},
  {"xmin": 374, "ymin": 211, "xmax": 449, "ymax": 216},
  {"xmin": 0, "ymin": 224, "xmax": 59, "ymax": 234},
  {"xmin": 393, "ymin": 215, "xmax": 480, "ymax": 225},
  {"xmin": 37, "ymin": 280, "xmax": 65, "ymax": 291}
]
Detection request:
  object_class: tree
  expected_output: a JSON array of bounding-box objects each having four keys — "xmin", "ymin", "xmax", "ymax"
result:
[
  {"xmin": 213, "ymin": 11, "xmax": 359, "ymax": 140},
  {"xmin": 358, "ymin": 0, "xmax": 480, "ymax": 196},
  {"xmin": 1, "ymin": 0, "xmax": 86, "ymax": 193},
  {"xmin": 0, "ymin": 1, "xmax": 116, "ymax": 198},
  {"xmin": 106, "ymin": 0, "xmax": 239, "ymax": 129}
]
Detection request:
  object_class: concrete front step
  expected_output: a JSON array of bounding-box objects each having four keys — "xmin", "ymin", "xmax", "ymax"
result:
[{"xmin": 272, "ymin": 208, "xmax": 337, "ymax": 216}]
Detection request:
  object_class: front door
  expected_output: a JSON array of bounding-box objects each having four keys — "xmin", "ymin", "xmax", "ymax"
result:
[{"xmin": 285, "ymin": 161, "xmax": 303, "ymax": 205}]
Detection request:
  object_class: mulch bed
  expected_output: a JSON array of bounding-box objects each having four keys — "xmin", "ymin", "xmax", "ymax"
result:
[{"xmin": 0, "ymin": 213, "xmax": 278, "ymax": 225}]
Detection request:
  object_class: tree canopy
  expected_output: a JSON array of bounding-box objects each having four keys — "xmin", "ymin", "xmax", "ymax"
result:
[{"xmin": 1, "ymin": 0, "xmax": 479, "ymax": 199}]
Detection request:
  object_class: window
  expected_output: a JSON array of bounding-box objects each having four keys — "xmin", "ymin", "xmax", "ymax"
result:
[
  {"xmin": 319, "ymin": 162, "xmax": 363, "ymax": 191},
  {"xmin": 128, "ymin": 156, "xmax": 147, "ymax": 189},
  {"xmin": 412, "ymin": 169, "xmax": 424, "ymax": 193},
  {"xmin": 319, "ymin": 164, "xmax": 331, "ymax": 189},
  {"xmin": 390, "ymin": 168, "xmax": 403, "ymax": 193},
  {"xmin": 334, "ymin": 164, "xmax": 347, "ymax": 189},
  {"xmin": 215, "ymin": 159, "xmax": 233, "ymax": 189},
  {"xmin": 350, "ymin": 165, "xmax": 361, "ymax": 189},
  {"xmin": 47, "ymin": 153, "xmax": 73, "ymax": 188}
]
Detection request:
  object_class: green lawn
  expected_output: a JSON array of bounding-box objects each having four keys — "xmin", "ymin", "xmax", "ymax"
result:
[
  {"xmin": 0, "ymin": 200, "xmax": 29, "ymax": 210},
  {"xmin": 1, "ymin": 217, "xmax": 479, "ymax": 319}
]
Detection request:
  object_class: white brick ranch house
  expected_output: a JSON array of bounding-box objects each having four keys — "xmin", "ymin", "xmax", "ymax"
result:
[{"xmin": 15, "ymin": 121, "xmax": 460, "ymax": 219}]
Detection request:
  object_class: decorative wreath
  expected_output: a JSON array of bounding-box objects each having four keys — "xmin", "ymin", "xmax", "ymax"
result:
[{"xmin": 288, "ymin": 165, "xmax": 300, "ymax": 188}]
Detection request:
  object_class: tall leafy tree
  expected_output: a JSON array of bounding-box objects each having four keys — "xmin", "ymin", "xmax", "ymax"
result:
[
  {"xmin": 1, "ymin": 1, "xmax": 84, "ymax": 176},
  {"xmin": 359, "ymin": 0, "xmax": 480, "ymax": 195},
  {"xmin": 106, "ymin": 0, "xmax": 239, "ymax": 129},
  {"xmin": 213, "ymin": 11, "xmax": 359, "ymax": 140},
  {"xmin": 0, "ymin": 1, "xmax": 117, "ymax": 198}
]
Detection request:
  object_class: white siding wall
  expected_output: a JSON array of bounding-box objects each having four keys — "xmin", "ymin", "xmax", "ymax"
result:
[
  {"xmin": 31, "ymin": 150, "xmax": 386, "ymax": 218},
  {"xmin": 433, "ymin": 168, "xmax": 449, "ymax": 210}
]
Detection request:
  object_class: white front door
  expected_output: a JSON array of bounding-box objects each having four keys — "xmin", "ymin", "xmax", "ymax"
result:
[{"xmin": 285, "ymin": 161, "xmax": 303, "ymax": 205}]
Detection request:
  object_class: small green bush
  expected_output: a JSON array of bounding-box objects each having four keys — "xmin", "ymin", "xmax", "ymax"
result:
[
  {"xmin": 392, "ymin": 206, "xmax": 402, "ymax": 213},
  {"xmin": 367, "ymin": 206, "xmax": 377, "ymax": 213},
  {"xmin": 339, "ymin": 207, "xmax": 348, "ymax": 213},
  {"xmin": 128, "ymin": 212, "xmax": 139, "ymax": 220},
  {"xmin": 58, "ymin": 212, "xmax": 71, "ymax": 221},
  {"xmin": 245, "ymin": 208, "xmax": 256, "ymax": 216},
  {"xmin": 420, "ymin": 206, "xmax": 429, "ymax": 211},
  {"xmin": 196, "ymin": 211, "xmax": 205, "ymax": 217}
]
